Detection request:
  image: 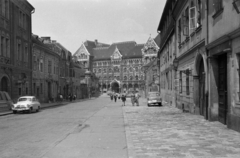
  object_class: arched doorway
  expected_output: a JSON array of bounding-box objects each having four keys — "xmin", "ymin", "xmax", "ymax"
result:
[
  {"xmin": 111, "ymin": 82, "xmax": 119, "ymax": 93},
  {"xmin": 1, "ymin": 76, "xmax": 9, "ymax": 92},
  {"xmin": 199, "ymin": 59, "xmax": 205, "ymax": 116}
]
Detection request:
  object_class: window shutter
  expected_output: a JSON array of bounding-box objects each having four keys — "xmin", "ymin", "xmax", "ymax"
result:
[{"xmin": 189, "ymin": 6, "xmax": 196, "ymax": 30}]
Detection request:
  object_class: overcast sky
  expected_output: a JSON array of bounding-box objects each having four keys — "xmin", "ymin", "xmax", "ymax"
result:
[{"xmin": 29, "ymin": 0, "xmax": 166, "ymax": 54}]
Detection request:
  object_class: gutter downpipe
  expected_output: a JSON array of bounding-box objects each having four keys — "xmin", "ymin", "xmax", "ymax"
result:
[{"xmin": 205, "ymin": 1, "xmax": 209, "ymax": 120}]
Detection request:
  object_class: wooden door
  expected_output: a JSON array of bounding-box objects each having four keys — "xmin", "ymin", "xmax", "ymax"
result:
[
  {"xmin": 199, "ymin": 59, "xmax": 206, "ymax": 117},
  {"xmin": 218, "ymin": 54, "xmax": 228, "ymax": 124}
]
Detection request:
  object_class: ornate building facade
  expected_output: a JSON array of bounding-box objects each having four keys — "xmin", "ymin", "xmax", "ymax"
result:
[
  {"xmin": 74, "ymin": 40, "xmax": 144, "ymax": 93},
  {"xmin": 142, "ymin": 35, "xmax": 160, "ymax": 97}
]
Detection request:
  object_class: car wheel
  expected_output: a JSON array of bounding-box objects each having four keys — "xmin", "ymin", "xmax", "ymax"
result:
[
  {"xmin": 28, "ymin": 107, "xmax": 33, "ymax": 114},
  {"xmin": 13, "ymin": 110, "xmax": 17, "ymax": 114},
  {"xmin": 36, "ymin": 106, "xmax": 40, "ymax": 112}
]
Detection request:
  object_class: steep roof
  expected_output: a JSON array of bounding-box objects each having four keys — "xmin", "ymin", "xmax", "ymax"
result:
[
  {"xmin": 154, "ymin": 34, "xmax": 161, "ymax": 47},
  {"xmin": 92, "ymin": 41, "xmax": 143, "ymax": 60},
  {"xmin": 124, "ymin": 44, "xmax": 144, "ymax": 59}
]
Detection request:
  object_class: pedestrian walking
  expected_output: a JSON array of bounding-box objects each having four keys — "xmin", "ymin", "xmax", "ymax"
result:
[
  {"xmin": 114, "ymin": 93, "xmax": 117, "ymax": 102},
  {"xmin": 131, "ymin": 91, "xmax": 136, "ymax": 106},
  {"xmin": 121, "ymin": 93, "xmax": 126, "ymax": 106},
  {"xmin": 134, "ymin": 91, "xmax": 141, "ymax": 106}
]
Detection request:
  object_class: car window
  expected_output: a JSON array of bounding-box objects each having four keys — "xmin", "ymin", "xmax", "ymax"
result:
[
  {"xmin": 18, "ymin": 98, "xmax": 32, "ymax": 102},
  {"xmin": 148, "ymin": 93, "xmax": 160, "ymax": 97}
]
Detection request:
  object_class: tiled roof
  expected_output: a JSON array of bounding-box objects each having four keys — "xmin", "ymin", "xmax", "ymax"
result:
[
  {"xmin": 92, "ymin": 41, "xmax": 143, "ymax": 60},
  {"xmin": 154, "ymin": 34, "xmax": 161, "ymax": 47}
]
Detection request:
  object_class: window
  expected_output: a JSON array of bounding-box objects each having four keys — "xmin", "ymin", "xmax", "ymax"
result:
[
  {"xmin": 6, "ymin": 38, "xmax": 10, "ymax": 57},
  {"xmin": 179, "ymin": 71, "xmax": 182, "ymax": 93},
  {"xmin": 24, "ymin": 46, "xmax": 28, "ymax": 62},
  {"xmin": 183, "ymin": 7, "xmax": 189, "ymax": 36},
  {"xmin": 189, "ymin": 3, "xmax": 197, "ymax": 32},
  {"xmin": 178, "ymin": 18, "xmax": 182, "ymax": 43},
  {"xmin": 40, "ymin": 83, "xmax": 43, "ymax": 94},
  {"xmin": 197, "ymin": 0, "xmax": 202, "ymax": 26},
  {"xmin": 33, "ymin": 56, "xmax": 36, "ymax": 70},
  {"xmin": 40, "ymin": 59, "xmax": 43, "ymax": 72},
  {"xmin": 0, "ymin": 36, "xmax": 3, "ymax": 56},
  {"xmin": 130, "ymin": 76, "xmax": 133, "ymax": 80},
  {"xmin": 135, "ymin": 75, "xmax": 138, "ymax": 80},
  {"xmin": 186, "ymin": 69, "xmax": 190, "ymax": 95},
  {"xmin": 213, "ymin": 0, "xmax": 223, "ymax": 14},
  {"xmin": 48, "ymin": 60, "xmax": 52, "ymax": 73},
  {"xmin": 98, "ymin": 68, "xmax": 101, "ymax": 73},
  {"xmin": 124, "ymin": 76, "xmax": 127, "ymax": 80},
  {"xmin": 18, "ymin": 88, "xmax": 21, "ymax": 96},
  {"xmin": 18, "ymin": 43, "xmax": 21, "ymax": 61},
  {"xmin": 4, "ymin": 0, "xmax": 9, "ymax": 19}
]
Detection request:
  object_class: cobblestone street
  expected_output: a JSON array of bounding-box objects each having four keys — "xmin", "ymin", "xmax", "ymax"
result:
[{"xmin": 123, "ymin": 98, "xmax": 240, "ymax": 158}]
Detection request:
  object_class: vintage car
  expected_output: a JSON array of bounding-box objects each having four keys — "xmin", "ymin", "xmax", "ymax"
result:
[
  {"xmin": 147, "ymin": 92, "xmax": 162, "ymax": 106},
  {"xmin": 12, "ymin": 96, "xmax": 41, "ymax": 114},
  {"xmin": 0, "ymin": 91, "xmax": 14, "ymax": 111}
]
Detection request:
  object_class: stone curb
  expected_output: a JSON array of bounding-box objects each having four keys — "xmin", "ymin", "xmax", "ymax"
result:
[{"xmin": 122, "ymin": 107, "xmax": 136, "ymax": 158}]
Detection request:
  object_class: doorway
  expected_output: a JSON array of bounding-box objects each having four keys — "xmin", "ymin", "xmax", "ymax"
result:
[
  {"xmin": 111, "ymin": 82, "xmax": 119, "ymax": 93},
  {"xmin": 218, "ymin": 54, "xmax": 228, "ymax": 124},
  {"xmin": 1, "ymin": 77, "xmax": 9, "ymax": 92},
  {"xmin": 199, "ymin": 59, "xmax": 206, "ymax": 117}
]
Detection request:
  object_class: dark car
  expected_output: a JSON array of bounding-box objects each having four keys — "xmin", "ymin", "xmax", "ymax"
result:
[
  {"xmin": 0, "ymin": 91, "xmax": 14, "ymax": 111},
  {"xmin": 147, "ymin": 92, "xmax": 162, "ymax": 106}
]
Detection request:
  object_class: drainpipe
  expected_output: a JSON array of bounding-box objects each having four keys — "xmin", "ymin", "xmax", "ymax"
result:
[{"xmin": 205, "ymin": 1, "xmax": 209, "ymax": 120}]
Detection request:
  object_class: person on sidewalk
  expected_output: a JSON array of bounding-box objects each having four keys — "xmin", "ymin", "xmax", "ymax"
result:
[
  {"xmin": 134, "ymin": 91, "xmax": 141, "ymax": 106},
  {"xmin": 114, "ymin": 93, "xmax": 117, "ymax": 102},
  {"xmin": 131, "ymin": 91, "xmax": 136, "ymax": 106},
  {"xmin": 121, "ymin": 93, "xmax": 126, "ymax": 106}
]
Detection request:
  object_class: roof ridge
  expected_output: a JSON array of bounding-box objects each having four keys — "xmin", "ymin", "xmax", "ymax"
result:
[
  {"xmin": 112, "ymin": 41, "xmax": 136, "ymax": 45},
  {"xmin": 93, "ymin": 47, "xmax": 109, "ymax": 50}
]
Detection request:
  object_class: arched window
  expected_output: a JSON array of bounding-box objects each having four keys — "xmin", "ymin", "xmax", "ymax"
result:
[
  {"xmin": 129, "ymin": 76, "xmax": 133, "ymax": 80},
  {"xmin": 124, "ymin": 76, "xmax": 127, "ymax": 80},
  {"xmin": 103, "ymin": 69, "xmax": 106, "ymax": 73},
  {"xmin": 135, "ymin": 67, "xmax": 138, "ymax": 72},
  {"xmin": 124, "ymin": 67, "xmax": 127, "ymax": 72},
  {"xmin": 129, "ymin": 67, "xmax": 133, "ymax": 72},
  {"xmin": 135, "ymin": 75, "xmax": 138, "ymax": 80},
  {"xmin": 98, "ymin": 68, "xmax": 101, "ymax": 73}
]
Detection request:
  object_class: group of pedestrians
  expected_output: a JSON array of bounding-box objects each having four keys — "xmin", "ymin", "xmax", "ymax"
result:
[{"xmin": 109, "ymin": 91, "xmax": 140, "ymax": 106}]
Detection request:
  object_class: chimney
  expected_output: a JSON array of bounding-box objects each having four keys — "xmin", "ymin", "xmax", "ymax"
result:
[{"xmin": 41, "ymin": 37, "xmax": 51, "ymax": 43}]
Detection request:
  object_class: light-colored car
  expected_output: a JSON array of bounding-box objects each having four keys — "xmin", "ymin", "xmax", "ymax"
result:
[
  {"xmin": 147, "ymin": 92, "xmax": 162, "ymax": 106},
  {"xmin": 12, "ymin": 96, "xmax": 41, "ymax": 114}
]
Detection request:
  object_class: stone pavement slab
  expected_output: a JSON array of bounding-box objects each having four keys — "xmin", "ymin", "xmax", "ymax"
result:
[{"xmin": 123, "ymin": 99, "xmax": 240, "ymax": 158}]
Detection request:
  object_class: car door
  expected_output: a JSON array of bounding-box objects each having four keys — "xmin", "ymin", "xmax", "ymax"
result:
[{"xmin": 32, "ymin": 97, "xmax": 37, "ymax": 110}]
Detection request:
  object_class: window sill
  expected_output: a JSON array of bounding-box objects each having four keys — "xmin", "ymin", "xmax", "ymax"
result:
[
  {"xmin": 185, "ymin": 36, "xmax": 190, "ymax": 43},
  {"xmin": 212, "ymin": 8, "xmax": 224, "ymax": 19},
  {"xmin": 235, "ymin": 102, "xmax": 240, "ymax": 108},
  {"xmin": 195, "ymin": 25, "xmax": 202, "ymax": 33},
  {"xmin": 190, "ymin": 31, "xmax": 195, "ymax": 37}
]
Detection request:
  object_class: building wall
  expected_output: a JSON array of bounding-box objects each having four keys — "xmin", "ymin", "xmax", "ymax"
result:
[
  {"xmin": 0, "ymin": 0, "xmax": 34, "ymax": 102},
  {"xmin": 206, "ymin": 0, "xmax": 240, "ymax": 132},
  {"xmin": 93, "ymin": 58, "xmax": 144, "ymax": 93}
]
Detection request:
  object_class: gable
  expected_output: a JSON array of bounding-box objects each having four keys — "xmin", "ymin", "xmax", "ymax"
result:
[
  {"xmin": 142, "ymin": 37, "xmax": 159, "ymax": 56},
  {"xmin": 111, "ymin": 47, "xmax": 122, "ymax": 60},
  {"xmin": 73, "ymin": 43, "xmax": 90, "ymax": 61}
]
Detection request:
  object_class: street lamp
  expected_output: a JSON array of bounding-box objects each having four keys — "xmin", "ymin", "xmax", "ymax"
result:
[{"xmin": 85, "ymin": 70, "xmax": 91, "ymax": 98}]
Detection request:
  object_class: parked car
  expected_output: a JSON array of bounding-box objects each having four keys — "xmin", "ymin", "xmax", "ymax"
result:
[
  {"xmin": 12, "ymin": 96, "xmax": 41, "ymax": 114},
  {"xmin": 0, "ymin": 91, "xmax": 14, "ymax": 111},
  {"xmin": 147, "ymin": 92, "xmax": 162, "ymax": 106}
]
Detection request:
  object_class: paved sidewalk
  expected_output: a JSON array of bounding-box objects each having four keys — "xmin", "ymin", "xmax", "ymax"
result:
[
  {"xmin": 123, "ymin": 98, "xmax": 240, "ymax": 158},
  {"xmin": 0, "ymin": 97, "xmax": 96, "ymax": 116}
]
